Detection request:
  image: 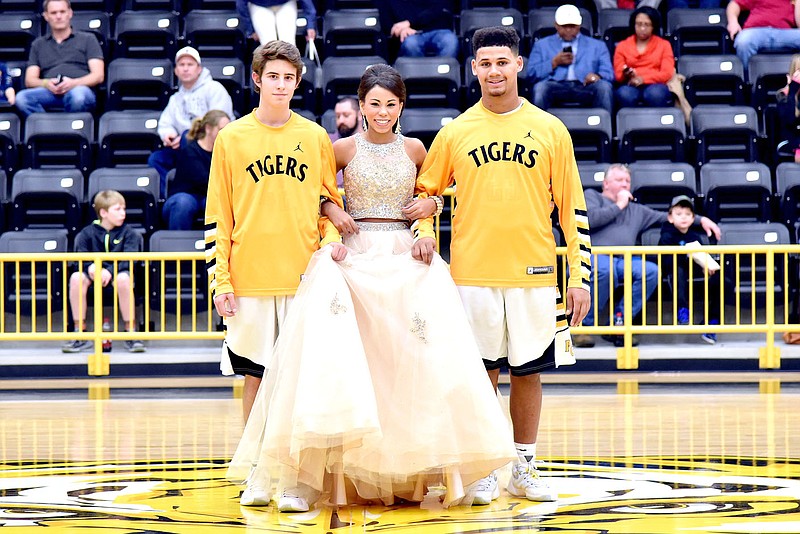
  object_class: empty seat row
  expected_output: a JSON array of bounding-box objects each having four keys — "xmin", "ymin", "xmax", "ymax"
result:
[
  {"xmin": 0, "ymin": 166, "xmax": 160, "ymax": 235},
  {"xmin": 553, "ymin": 105, "xmax": 763, "ymax": 166},
  {"xmin": 0, "ymin": 226, "xmax": 209, "ymax": 316},
  {"xmin": 0, "ymin": 111, "xmax": 161, "ymax": 175}
]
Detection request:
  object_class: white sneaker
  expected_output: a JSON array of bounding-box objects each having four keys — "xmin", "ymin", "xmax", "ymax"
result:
[
  {"xmin": 462, "ymin": 472, "xmax": 499, "ymax": 505},
  {"xmin": 277, "ymin": 485, "xmax": 317, "ymax": 512},
  {"xmin": 507, "ymin": 462, "xmax": 557, "ymax": 502},
  {"xmin": 240, "ymin": 479, "xmax": 269, "ymax": 506}
]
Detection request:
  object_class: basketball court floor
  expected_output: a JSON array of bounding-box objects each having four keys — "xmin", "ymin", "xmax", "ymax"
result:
[{"xmin": 1, "ymin": 373, "xmax": 799, "ymax": 533}]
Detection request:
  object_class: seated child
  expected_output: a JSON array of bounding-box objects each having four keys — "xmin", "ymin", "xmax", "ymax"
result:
[
  {"xmin": 658, "ymin": 195, "xmax": 721, "ymax": 344},
  {"xmin": 62, "ymin": 190, "xmax": 145, "ymax": 353}
]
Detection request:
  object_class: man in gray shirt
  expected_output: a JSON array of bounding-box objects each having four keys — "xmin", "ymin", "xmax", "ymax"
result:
[
  {"xmin": 15, "ymin": 0, "xmax": 104, "ymax": 116},
  {"xmin": 575, "ymin": 163, "xmax": 720, "ymax": 347}
]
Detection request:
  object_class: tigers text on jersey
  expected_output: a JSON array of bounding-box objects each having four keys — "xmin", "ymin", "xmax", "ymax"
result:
[
  {"xmin": 416, "ymin": 99, "xmax": 591, "ymax": 290},
  {"xmin": 205, "ymin": 111, "xmax": 342, "ymax": 297}
]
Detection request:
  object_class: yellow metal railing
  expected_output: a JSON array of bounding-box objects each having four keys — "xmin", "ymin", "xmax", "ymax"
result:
[
  {"xmin": 562, "ymin": 244, "xmax": 800, "ymax": 370},
  {"xmin": 1, "ymin": 233, "xmax": 798, "ymax": 376}
]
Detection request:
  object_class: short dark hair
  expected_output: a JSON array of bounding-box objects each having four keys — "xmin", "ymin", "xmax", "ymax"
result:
[
  {"xmin": 629, "ymin": 6, "xmax": 662, "ymax": 35},
  {"xmin": 336, "ymin": 96, "xmax": 359, "ymax": 112},
  {"xmin": 472, "ymin": 26, "xmax": 520, "ymax": 57},
  {"xmin": 357, "ymin": 64, "xmax": 406, "ymax": 106}
]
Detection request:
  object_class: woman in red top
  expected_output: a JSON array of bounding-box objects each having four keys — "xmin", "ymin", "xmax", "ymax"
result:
[{"xmin": 613, "ymin": 6, "xmax": 675, "ymax": 108}]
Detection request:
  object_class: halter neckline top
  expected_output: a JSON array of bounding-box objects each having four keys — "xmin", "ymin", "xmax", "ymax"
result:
[{"xmin": 342, "ymin": 134, "xmax": 417, "ymax": 220}]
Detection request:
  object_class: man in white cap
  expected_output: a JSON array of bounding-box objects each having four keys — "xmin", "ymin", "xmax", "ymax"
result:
[
  {"xmin": 148, "ymin": 46, "xmax": 234, "ymax": 198},
  {"xmin": 527, "ymin": 4, "xmax": 613, "ymax": 114}
]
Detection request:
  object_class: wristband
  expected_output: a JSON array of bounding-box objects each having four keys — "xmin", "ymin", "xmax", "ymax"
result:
[{"xmin": 41, "ymin": 79, "xmax": 49, "ymax": 88}]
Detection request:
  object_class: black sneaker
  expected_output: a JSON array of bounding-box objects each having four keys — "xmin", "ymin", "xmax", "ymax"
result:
[
  {"xmin": 62, "ymin": 339, "xmax": 91, "ymax": 353},
  {"xmin": 124, "ymin": 339, "xmax": 146, "ymax": 353},
  {"xmin": 603, "ymin": 335, "xmax": 639, "ymax": 347}
]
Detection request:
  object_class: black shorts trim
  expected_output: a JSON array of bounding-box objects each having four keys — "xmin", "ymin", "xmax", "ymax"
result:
[
  {"xmin": 482, "ymin": 339, "xmax": 558, "ymax": 377},
  {"xmin": 228, "ymin": 346, "xmax": 264, "ymax": 378}
]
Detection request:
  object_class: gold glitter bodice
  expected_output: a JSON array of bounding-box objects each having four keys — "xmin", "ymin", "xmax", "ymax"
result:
[{"xmin": 343, "ymin": 134, "xmax": 416, "ymax": 220}]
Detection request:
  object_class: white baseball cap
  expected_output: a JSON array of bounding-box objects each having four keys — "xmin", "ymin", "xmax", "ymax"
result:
[
  {"xmin": 175, "ymin": 46, "xmax": 201, "ymax": 64},
  {"xmin": 555, "ymin": 4, "xmax": 582, "ymax": 26}
]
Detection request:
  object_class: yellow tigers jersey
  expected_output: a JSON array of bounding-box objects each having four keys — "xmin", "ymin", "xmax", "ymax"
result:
[
  {"xmin": 205, "ymin": 111, "xmax": 342, "ymax": 297},
  {"xmin": 415, "ymin": 99, "xmax": 591, "ymax": 290}
]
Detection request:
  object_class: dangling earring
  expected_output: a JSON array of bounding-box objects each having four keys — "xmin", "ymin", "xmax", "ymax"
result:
[
  {"xmin": 392, "ymin": 120, "xmax": 401, "ymax": 134},
  {"xmin": 361, "ymin": 115, "xmax": 368, "ymax": 131}
]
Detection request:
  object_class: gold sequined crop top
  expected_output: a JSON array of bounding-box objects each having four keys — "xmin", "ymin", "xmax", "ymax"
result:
[{"xmin": 342, "ymin": 134, "xmax": 416, "ymax": 220}]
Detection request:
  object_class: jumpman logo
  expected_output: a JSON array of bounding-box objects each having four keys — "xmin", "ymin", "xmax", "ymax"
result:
[
  {"xmin": 294, "ymin": 142, "xmax": 303, "ymax": 152},
  {"xmin": 523, "ymin": 131, "xmax": 534, "ymax": 140}
]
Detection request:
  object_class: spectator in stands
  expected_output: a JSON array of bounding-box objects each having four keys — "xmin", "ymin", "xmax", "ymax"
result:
[
  {"xmin": 593, "ymin": 0, "xmax": 661, "ymax": 11},
  {"xmin": 0, "ymin": 62, "xmax": 15, "ymax": 107},
  {"xmin": 376, "ymin": 0, "xmax": 459, "ymax": 59},
  {"xmin": 726, "ymin": 0, "xmax": 800, "ymax": 71},
  {"xmin": 613, "ymin": 6, "xmax": 675, "ymax": 109},
  {"xmin": 62, "ymin": 190, "xmax": 145, "ymax": 354},
  {"xmin": 237, "ymin": 0, "xmax": 317, "ymax": 45},
  {"xmin": 329, "ymin": 96, "xmax": 363, "ymax": 187},
  {"xmin": 528, "ymin": 4, "xmax": 614, "ymax": 114},
  {"xmin": 574, "ymin": 164, "xmax": 720, "ymax": 348},
  {"xmin": 162, "ymin": 110, "xmax": 230, "ymax": 231},
  {"xmin": 658, "ymin": 195, "xmax": 721, "ymax": 344},
  {"xmin": 329, "ymin": 96, "xmax": 363, "ymax": 142},
  {"xmin": 14, "ymin": 0, "xmax": 103, "ymax": 117},
  {"xmin": 776, "ymin": 53, "xmax": 800, "ymax": 162},
  {"xmin": 148, "ymin": 46, "xmax": 233, "ymax": 199}
]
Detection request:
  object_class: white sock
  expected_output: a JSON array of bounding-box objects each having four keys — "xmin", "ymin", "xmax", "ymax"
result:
[{"xmin": 514, "ymin": 442, "xmax": 536, "ymax": 464}]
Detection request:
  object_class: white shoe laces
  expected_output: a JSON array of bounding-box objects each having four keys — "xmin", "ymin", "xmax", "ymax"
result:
[
  {"xmin": 472, "ymin": 473, "xmax": 497, "ymax": 492},
  {"xmin": 514, "ymin": 464, "xmax": 546, "ymax": 488}
]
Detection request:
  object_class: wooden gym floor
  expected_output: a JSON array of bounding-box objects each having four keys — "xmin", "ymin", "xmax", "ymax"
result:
[{"xmin": 1, "ymin": 373, "xmax": 800, "ymax": 533}]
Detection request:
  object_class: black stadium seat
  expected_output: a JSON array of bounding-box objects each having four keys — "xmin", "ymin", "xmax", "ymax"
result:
[
  {"xmin": 87, "ymin": 167, "xmax": 161, "ymax": 233},
  {"xmin": 700, "ymin": 161, "xmax": 772, "ymax": 222},
  {"xmin": 11, "ymin": 168, "xmax": 84, "ymax": 235},
  {"xmin": 24, "ymin": 112, "xmax": 94, "ymax": 174},
  {"xmin": 98, "ymin": 110, "xmax": 162, "ymax": 168},
  {"xmin": 148, "ymin": 230, "xmax": 209, "ymax": 313},
  {"xmin": 107, "ymin": 58, "xmax": 174, "ymax": 111},
  {"xmin": 113, "ymin": 10, "xmax": 179, "ymax": 59},
  {"xmin": 0, "ymin": 113, "xmax": 20, "ymax": 175},
  {"xmin": 0, "ymin": 229, "xmax": 68, "ymax": 315},
  {"xmin": 0, "ymin": 12, "xmax": 40, "ymax": 61}
]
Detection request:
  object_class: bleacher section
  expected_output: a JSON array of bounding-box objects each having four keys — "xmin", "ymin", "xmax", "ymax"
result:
[{"xmin": 0, "ymin": 2, "xmax": 797, "ymax": 247}]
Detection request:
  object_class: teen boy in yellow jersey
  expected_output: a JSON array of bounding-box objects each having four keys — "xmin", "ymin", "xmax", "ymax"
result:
[
  {"xmin": 414, "ymin": 26, "xmax": 592, "ymax": 504},
  {"xmin": 204, "ymin": 40, "xmax": 343, "ymax": 505}
]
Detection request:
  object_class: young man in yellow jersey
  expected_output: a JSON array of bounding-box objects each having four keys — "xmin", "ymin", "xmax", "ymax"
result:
[
  {"xmin": 204, "ymin": 40, "xmax": 343, "ymax": 507},
  {"xmin": 414, "ymin": 26, "xmax": 592, "ymax": 504}
]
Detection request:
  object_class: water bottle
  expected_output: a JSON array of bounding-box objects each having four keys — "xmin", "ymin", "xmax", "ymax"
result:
[
  {"xmin": 102, "ymin": 317, "xmax": 112, "ymax": 352},
  {"xmin": 614, "ymin": 312, "xmax": 624, "ymax": 327}
]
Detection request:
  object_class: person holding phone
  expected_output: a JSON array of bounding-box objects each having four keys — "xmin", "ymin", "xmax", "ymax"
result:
[
  {"xmin": 612, "ymin": 6, "xmax": 674, "ymax": 108},
  {"xmin": 15, "ymin": 0, "xmax": 104, "ymax": 117},
  {"xmin": 528, "ymin": 4, "xmax": 613, "ymax": 114}
]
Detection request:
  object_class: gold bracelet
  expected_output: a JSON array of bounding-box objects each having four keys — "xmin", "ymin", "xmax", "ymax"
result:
[{"xmin": 41, "ymin": 79, "xmax": 49, "ymax": 88}]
